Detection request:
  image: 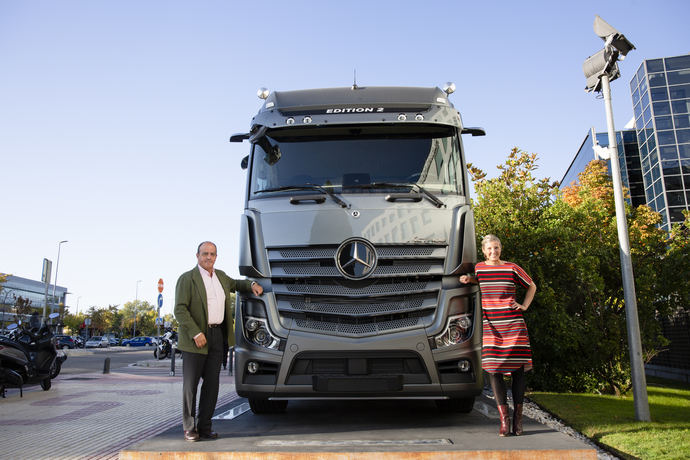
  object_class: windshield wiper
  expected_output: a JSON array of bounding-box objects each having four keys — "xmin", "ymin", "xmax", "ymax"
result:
[
  {"xmin": 346, "ymin": 182, "xmax": 446, "ymax": 208},
  {"xmin": 256, "ymin": 184, "xmax": 350, "ymax": 208}
]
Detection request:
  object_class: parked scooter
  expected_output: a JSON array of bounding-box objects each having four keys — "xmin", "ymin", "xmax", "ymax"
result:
[
  {"xmin": 0, "ymin": 312, "xmax": 65, "ymax": 397},
  {"xmin": 153, "ymin": 328, "xmax": 180, "ymax": 360}
]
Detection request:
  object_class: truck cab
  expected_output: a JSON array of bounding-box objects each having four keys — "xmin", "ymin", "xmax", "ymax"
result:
[{"xmin": 231, "ymin": 84, "xmax": 484, "ymax": 414}]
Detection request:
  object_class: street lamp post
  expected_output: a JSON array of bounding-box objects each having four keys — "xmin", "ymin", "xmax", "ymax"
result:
[
  {"xmin": 582, "ymin": 15, "xmax": 650, "ymax": 422},
  {"xmin": 76, "ymin": 296, "xmax": 82, "ymax": 316},
  {"xmin": 133, "ymin": 279, "xmax": 142, "ymax": 337},
  {"xmin": 52, "ymin": 240, "xmax": 68, "ymax": 316}
]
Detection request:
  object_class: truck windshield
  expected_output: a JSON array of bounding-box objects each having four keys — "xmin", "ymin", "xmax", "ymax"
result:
[{"xmin": 250, "ymin": 124, "xmax": 465, "ymax": 198}]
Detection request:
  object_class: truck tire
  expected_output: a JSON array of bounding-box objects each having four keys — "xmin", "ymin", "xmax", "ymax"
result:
[
  {"xmin": 248, "ymin": 399, "xmax": 288, "ymax": 414},
  {"xmin": 435, "ymin": 397, "xmax": 475, "ymax": 413}
]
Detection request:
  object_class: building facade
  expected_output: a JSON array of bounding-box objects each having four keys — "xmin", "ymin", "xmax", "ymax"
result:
[
  {"xmin": 562, "ymin": 128, "xmax": 645, "ymax": 208},
  {"xmin": 631, "ymin": 53, "xmax": 690, "ymax": 230},
  {"xmin": 0, "ymin": 274, "xmax": 67, "ymax": 325},
  {"xmin": 563, "ymin": 53, "xmax": 690, "ymax": 231}
]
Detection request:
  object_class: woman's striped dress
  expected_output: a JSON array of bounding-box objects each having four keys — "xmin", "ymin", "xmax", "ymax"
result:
[{"xmin": 475, "ymin": 261, "xmax": 533, "ymax": 374}]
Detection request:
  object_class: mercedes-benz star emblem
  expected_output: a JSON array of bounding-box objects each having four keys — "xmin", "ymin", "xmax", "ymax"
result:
[{"xmin": 335, "ymin": 238, "xmax": 377, "ymax": 280}]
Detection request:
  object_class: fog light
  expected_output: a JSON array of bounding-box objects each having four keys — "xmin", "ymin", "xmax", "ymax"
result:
[
  {"xmin": 458, "ymin": 359, "xmax": 471, "ymax": 372},
  {"xmin": 247, "ymin": 361, "xmax": 259, "ymax": 374}
]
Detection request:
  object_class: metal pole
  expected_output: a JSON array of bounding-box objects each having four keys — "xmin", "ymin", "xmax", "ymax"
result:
[
  {"xmin": 601, "ymin": 74, "xmax": 651, "ymax": 422},
  {"xmin": 52, "ymin": 241, "xmax": 68, "ymax": 316},
  {"xmin": 134, "ymin": 280, "xmax": 141, "ymax": 337},
  {"xmin": 51, "ymin": 240, "xmax": 67, "ymax": 316}
]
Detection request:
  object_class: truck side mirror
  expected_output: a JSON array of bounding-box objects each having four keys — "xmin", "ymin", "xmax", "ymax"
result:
[{"xmin": 241, "ymin": 155, "xmax": 249, "ymax": 170}]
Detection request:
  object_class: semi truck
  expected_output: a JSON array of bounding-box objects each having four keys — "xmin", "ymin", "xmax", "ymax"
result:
[{"xmin": 230, "ymin": 83, "xmax": 485, "ymax": 414}]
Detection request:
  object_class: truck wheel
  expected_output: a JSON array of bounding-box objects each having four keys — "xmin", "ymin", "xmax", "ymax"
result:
[
  {"xmin": 248, "ymin": 399, "xmax": 288, "ymax": 414},
  {"xmin": 40, "ymin": 379, "xmax": 52, "ymax": 391},
  {"xmin": 435, "ymin": 397, "xmax": 475, "ymax": 413}
]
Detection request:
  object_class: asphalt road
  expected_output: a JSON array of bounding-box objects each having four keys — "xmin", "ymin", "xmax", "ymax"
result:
[{"xmin": 60, "ymin": 347, "xmax": 157, "ymax": 374}]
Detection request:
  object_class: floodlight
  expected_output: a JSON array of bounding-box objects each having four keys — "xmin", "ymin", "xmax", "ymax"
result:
[
  {"xmin": 583, "ymin": 48, "xmax": 620, "ymax": 92},
  {"xmin": 593, "ymin": 15, "xmax": 635, "ymax": 57}
]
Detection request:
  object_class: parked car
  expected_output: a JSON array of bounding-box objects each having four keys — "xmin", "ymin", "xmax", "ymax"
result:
[
  {"xmin": 104, "ymin": 334, "xmax": 120, "ymax": 346},
  {"xmin": 85, "ymin": 336, "xmax": 110, "ymax": 348},
  {"xmin": 121, "ymin": 336, "xmax": 153, "ymax": 347},
  {"xmin": 54, "ymin": 334, "xmax": 76, "ymax": 349}
]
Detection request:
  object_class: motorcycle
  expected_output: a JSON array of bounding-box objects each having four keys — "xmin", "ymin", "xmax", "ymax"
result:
[
  {"xmin": 153, "ymin": 329, "xmax": 180, "ymax": 360},
  {"xmin": 0, "ymin": 312, "xmax": 65, "ymax": 397}
]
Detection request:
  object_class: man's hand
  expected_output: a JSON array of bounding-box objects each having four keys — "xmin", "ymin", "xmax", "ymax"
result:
[
  {"xmin": 193, "ymin": 333, "xmax": 207, "ymax": 348},
  {"xmin": 251, "ymin": 282, "xmax": 264, "ymax": 296}
]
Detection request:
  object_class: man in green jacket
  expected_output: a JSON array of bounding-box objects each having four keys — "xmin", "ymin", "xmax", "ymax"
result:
[{"xmin": 174, "ymin": 241, "xmax": 263, "ymax": 441}]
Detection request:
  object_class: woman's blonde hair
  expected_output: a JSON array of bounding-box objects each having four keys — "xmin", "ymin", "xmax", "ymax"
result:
[{"xmin": 481, "ymin": 234, "xmax": 502, "ymax": 249}]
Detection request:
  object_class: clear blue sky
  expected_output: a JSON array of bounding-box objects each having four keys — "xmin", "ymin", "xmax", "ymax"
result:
[{"xmin": 1, "ymin": 0, "xmax": 688, "ymax": 316}]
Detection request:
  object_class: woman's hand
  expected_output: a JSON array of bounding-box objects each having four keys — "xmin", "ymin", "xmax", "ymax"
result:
[{"xmin": 512, "ymin": 300, "xmax": 528, "ymax": 311}]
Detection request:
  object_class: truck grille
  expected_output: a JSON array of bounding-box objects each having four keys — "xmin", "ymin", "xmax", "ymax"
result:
[{"xmin": 268, "ymin": 244, "xmax": 446, "ymax": 337}]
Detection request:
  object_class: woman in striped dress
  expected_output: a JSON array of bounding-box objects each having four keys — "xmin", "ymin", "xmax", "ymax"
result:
[{"xmin": 459, "ymin": 234, "xmax": 536, "ymax": 436}]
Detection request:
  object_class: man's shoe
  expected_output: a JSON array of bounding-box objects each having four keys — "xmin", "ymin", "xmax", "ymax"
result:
[
  {"xmin": 199, "ymin": 430, "xmax": 219, "ymax": 440},
  {"xmin": 184, "ymin": 430, "xmax": 200, "ymax": 442}
]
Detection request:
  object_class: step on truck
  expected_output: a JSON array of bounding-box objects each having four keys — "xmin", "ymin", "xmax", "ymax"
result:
[{"xmin": 230, "ymin": 83, "xmax": 485, "ymax": 414}]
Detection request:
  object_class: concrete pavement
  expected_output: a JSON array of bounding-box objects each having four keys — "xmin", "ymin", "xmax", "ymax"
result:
[
  {"xmin": 0, "ymin": 358, "xmax": 597, "ymax": 460},
  {"xmin": 0, "ymin": 362, "xmax": 238, "ymax": 460}
]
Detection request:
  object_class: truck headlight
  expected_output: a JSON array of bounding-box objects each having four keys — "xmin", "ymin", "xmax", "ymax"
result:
[
  {"xmin": 434, "ymin": 314, "xmax": 472, "ymax": 348},
  {"xmin": 243, "ymin": 316, "xmax": 280, "ymax": 350}
]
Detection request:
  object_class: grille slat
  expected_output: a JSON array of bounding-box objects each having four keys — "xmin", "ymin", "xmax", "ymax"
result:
[
  {"xmin": 273, "ymin": 261, "xmax": 442, "ymax": 278},
  {"xmin": 276, "ymin": 280, "xmax": 439, "ymax": 297},
  {"xmin": 280, "ymin": 298, "xmax": 426, "ymax": 316}
]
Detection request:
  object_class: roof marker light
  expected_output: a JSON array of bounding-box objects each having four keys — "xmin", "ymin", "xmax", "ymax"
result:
[
  {"xmin": 303, "ymin": 116, "xmax": 312, "ymax": 124},
  {"xmin": 397, "ymin": 114, "xmax": 407, "ymax": 121},
  {"xmin": 286, "ymin": 117, "xmax": 295, "ymax": 125},
  {"xmin": 257, "ymin": 87, "xmax": 270, "ymax": 99},
  {"xmin": 415, "ymin": 114, "xmax": 424, "ymax": 121}
]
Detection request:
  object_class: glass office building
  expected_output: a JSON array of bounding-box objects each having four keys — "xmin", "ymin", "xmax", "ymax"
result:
[
  {"xmin": 630, "ymin": 53, "xmax": 690, "ymax": 230},
  {"xmin": 0, "ymin": 274, "xmax": 67, "ymax": 313},
  {"xmin": 561, "ymin": 129, "xmax": 645, "ymax": 208},
  {"xmin": 563, "ymin": 53, "xmax": 690, "ymax": 231}
]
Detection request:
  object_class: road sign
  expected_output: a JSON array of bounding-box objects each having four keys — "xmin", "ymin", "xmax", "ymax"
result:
[
  {"xmin": 155, "ymin": 317, "xmax": 163, "ymax": 325},
  {"xmin": 157, "ymin": 293, "xmax": 163, "ymax": 309},
  {"xmin": 158, "ymin": 278, "xmax": 164, "ymax": 293}
]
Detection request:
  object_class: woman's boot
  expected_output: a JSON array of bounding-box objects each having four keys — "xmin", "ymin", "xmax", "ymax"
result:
[
  {"xmin": 497, "ymin": 404, "xmax": 510, "ymax": 436},
  {"xmin": 512, "ymin": 403, "xmax": 523, "ymax": 436}
]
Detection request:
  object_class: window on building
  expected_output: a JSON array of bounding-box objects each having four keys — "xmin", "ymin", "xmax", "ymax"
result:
[
  {"xmin": 667, "ymin": 70, "xmax": 690, "ymax": 85},
  {"xmin": 665, "ymin": 55, "xmax": 690, "ymax": 71},
  {"xmin": 647, "ymin": 59, "xmax": 665, "ymax": 73}
]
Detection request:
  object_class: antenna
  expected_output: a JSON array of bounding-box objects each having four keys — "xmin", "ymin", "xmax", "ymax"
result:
[{"xmin": 352, "ymin": 69, "xmax": 359, "ymax": 90}]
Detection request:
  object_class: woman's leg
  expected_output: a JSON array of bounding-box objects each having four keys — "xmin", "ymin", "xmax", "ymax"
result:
[
  {"xmin": 510, "ymin": 366, "xmax": 525, "ymax": 435},
  {"xmin": 489, "ymin": 372, "xmax": 510, "ymax": 436},
  {"xmin": 489, "ymin": 372, "xmax": 507, "ymax": 405},
  {"xmin": 510, "ymin": 366, "xmax": 525, "ymax": 404}
]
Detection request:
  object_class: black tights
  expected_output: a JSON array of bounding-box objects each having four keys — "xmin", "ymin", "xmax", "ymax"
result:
[{"xmin": 489, "ymin": 366, "xmax": 525, "ymax": 406}]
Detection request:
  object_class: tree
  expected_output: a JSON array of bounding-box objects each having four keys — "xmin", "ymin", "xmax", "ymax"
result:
[
  {"xmin": 14, "ymin": 296, "xmax": 34, "ymax": 317},
  {"xmin": 468, "ymin": 149, "xmax": 681, "ymax": 394},
  {"xmin": 63, "ymin": 312, "xmax": 86, "ymax": 335},
  {"xmin": 121, "ymin": 300, "xmax": 156, "ymax": 337},
  {"xmin": 86, "ymin": 306, "xmax": 109, "ymax": 335}
]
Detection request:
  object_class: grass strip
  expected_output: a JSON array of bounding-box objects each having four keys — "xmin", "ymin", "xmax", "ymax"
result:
[{"xmin": 528, "ymin": 378, "xmax": 690, "ymax": 460}]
